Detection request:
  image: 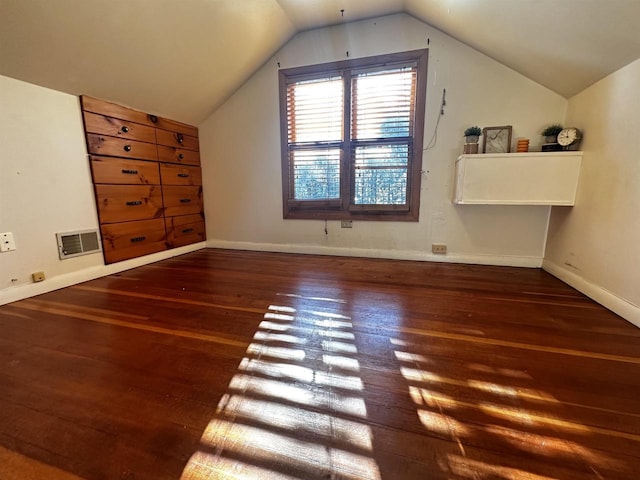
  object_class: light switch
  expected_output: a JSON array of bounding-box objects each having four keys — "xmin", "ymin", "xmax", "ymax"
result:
[{"xmin": 0, "ymin": 232, "xmax": 16, "ymax": 252}]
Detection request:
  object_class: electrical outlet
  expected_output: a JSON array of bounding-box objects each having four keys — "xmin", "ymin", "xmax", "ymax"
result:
[
  {"xmin": 432, "ymin": 243, "xmax": 447, "ymax": 254},
  {"xmin": 341, "ymin": 220, "xmax": 353, "ymax": 228},
  {"xmin": 32, "ymin": 271, "xmax": 45, "ymax": 282},
  {"xmin": 1, "ymin": 232, "xmax": 16, "ymax": 252}
]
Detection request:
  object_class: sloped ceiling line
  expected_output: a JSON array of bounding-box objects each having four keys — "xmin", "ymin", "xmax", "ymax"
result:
[{"xmin": 1, "ymin": 0, "xmax": 639, "ymax": 124}]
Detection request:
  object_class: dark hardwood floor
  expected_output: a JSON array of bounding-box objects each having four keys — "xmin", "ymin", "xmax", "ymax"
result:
[{"xmin": 1, "ymin": 249, "xmax": 639, "ymax": 479}]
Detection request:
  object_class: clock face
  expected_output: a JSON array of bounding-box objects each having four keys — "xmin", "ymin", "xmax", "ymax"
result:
[{"xmin": 558, "ymin": 128, "xmax": 581, "ymax": 146}]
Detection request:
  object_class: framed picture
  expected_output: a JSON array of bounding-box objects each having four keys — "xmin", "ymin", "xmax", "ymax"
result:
[{"xmin": 482, "ymin": 125, "xmax": 512, "ymax": 153}]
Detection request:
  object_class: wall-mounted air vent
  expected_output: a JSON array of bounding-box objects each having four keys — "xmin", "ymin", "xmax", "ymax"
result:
[{"xmin": 56, "ymin": 230, "xmax": 102, "ymax": 259}]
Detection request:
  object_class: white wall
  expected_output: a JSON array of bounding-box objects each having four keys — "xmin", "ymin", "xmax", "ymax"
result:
[
  {"xmin": 0, "ymin": 75, "xmax": 102, "ymax": 287},
  {"xmin": 543, "ymin": 59, "xmax": 640, "ymax": 327},
  {"xmin": 0, "ymin": 74, "xmax": 205, "ymax": 305},
  {"xmin": 199, "ymin": 14, "xmax": 567, "ymax": 267}
]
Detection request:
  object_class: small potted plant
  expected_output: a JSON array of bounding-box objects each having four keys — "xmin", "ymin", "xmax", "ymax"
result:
[
  {"xmin": 463, "ymin": 126, "xmax": 482, "ymax": 154},
  {"xmin": 464, "ymin": 126, "xmax": 482, "ymax": 143},
  {"xmin": 541, "ymin": 124, "xmax": 563, "ymax": 144}
]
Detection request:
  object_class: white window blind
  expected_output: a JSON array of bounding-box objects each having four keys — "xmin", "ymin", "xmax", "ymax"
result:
[
  {"xmin": 351, "ymin": 67, "xmax": 416, "ymax": 206},
  {"xmin": 287, "ymin": 77, "xmax": 343, "ymax": 144},
  {"xmin": 351, "ymin": 67, "xmax": 415, "ymax": 140},
  {"xmin": 286, "ymin": 77, "xmax": 343, "ymax": 201}
]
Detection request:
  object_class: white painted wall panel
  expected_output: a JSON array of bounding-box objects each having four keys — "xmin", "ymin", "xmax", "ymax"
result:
[
  {"xmin": 200, "ymin": 14, "xmax": 567, "ymax": 266},
  {"xmin": 0, "ymin": 75, "xmax": 102, "ymax": 291},
  {"xmin": 544, "ymin": 58, "xmax": 640, "ymax": 325}
]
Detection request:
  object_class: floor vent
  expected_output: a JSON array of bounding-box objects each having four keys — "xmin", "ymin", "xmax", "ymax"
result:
[{"xmin": 56, "ymin": 230, "xmax": 102, "ymax": 259}]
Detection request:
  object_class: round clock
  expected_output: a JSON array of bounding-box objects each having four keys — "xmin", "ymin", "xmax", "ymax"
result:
[{"xmin": 557, "ymin": 127, "xmax": 582, "ymax": 148}]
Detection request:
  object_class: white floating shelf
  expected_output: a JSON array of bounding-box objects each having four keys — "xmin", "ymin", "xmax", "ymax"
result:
[{"xmin": 453, "ymin": 152, "xmax": 582, "ymax": 206}]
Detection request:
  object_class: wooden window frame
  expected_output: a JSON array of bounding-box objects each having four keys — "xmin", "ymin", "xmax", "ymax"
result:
[{"xmin": 279, "ymin": 49, "xmax": 428, "ymax": 222}]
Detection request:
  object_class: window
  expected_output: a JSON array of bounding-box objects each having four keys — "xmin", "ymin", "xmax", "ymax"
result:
[{"xmin": 279, "ymin": 49, "xmax": 428, "ymax": 221}]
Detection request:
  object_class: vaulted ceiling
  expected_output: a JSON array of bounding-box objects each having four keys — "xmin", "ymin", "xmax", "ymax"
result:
[{"xmin": 1, "ymin": 0, "xmax": 639, "ymax": 125}]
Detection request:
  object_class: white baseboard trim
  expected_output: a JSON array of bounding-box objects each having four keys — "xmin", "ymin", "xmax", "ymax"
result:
[
  {"xmin": 206, "ymin": 239, "xmax": 543, "ymax": 268},
  {"xmin": 543, "ymin": 259, "xmax": 640, "ymax": 329},
  {"xmin": 0, "ymin": 242, "xmax": 207, "ymax": 306}
]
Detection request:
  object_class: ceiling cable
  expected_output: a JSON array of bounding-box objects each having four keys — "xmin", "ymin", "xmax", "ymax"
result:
[{"xmin": 425, "ymin": 88, "xmax": 446, "ymax": 151}]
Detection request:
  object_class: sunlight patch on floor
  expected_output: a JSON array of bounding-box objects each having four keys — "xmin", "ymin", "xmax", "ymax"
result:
[
  {"xmin": 245, "ymin": 344, "xmax": 307, "ymax": 361},
  {"xmin": 264, "ymin": 312, "xmax": 295, "ymax": 322},
  {"xmin": 323, "ymin": 354, "xmax": 361, "ymax": 372},
  {"xmin": 445, "ymin": 454, "xmax": 557, "ymax": 480},
  {"xmin": 214, "ymin": 395, "xmax": 374, "ymax": 451},
  {"xmin": 182, "ymin": 297, "xmax": 381, "ymax": 479},
  {"xmin": 482, "ymin": 425, "xmax": 624, "ymax": 468},
  {"xmin": 319, "ymin": 329, "xmax": 356, "ymax": 340},
  {"xmin": 182, "ymin": 452, "xmax": 300, "ymax": 480},
  {"xmin": 227, "ymin": 374, "xmax": 368, "ymax": 418},
  {"xmin": 199, "ymin": 420, "xmax": 379, "ymax": 479},
  {"xmin": 253, "ymin": 331, "xmax": 307, "ymax": 345},
  {"xmin": 416, "ymin": 409, "xmax": 470, "ymax": 437},
  {"xmin": 301, "ymin": 310, "xmax": 351, "ymax": 320},
  {"xmin": 268, "ymin": 305, "xmax": 297, "ymax": 313},
  {"xmin": 393, "ymin": 338, "xmax": 630, "ymax": 478},
  {"xmin": 277, "ymin": 293, "xmax": 346, "ymax": 304}
]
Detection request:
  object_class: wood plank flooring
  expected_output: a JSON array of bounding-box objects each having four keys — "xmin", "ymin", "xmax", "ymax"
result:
[{"xmin": 1, "ymin": 248, "xmax": 639, "ymax": 479}]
